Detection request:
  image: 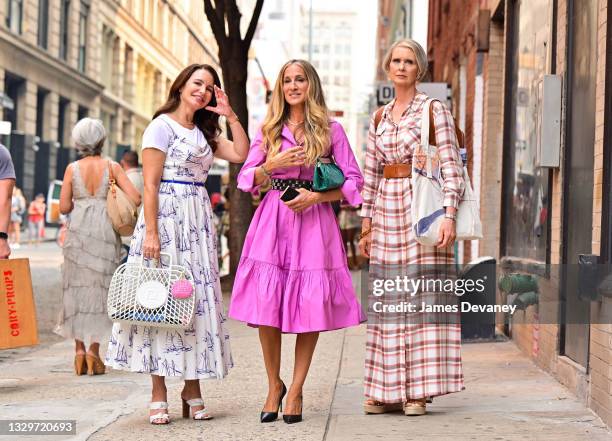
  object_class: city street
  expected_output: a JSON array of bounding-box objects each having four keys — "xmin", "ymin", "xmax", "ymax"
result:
[{"xmin": 1, "ymin": 244, "xmax": 610, "ymax": 441}]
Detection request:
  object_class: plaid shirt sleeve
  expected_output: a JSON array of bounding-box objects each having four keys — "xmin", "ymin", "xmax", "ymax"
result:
[
  {"xmin": 432, "ymin": 101, "xmax": 465, "ymax": 209},
  {"xmin": 360, "ymin": 115, "xmax": 383, "ymax": 218}
]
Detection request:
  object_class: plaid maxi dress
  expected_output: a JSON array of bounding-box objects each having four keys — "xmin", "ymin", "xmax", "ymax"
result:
[{"xmin": 361, "ymin": 92, "xmax": 465, "ymax": 403}]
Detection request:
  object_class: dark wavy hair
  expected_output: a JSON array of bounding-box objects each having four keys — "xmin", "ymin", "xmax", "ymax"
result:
[{"xmin": 153, "ymin": 64, "xmax": 221, "ymax": 152}]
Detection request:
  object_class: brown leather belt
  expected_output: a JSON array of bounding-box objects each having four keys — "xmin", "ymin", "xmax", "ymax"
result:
[{"xmin": 383, "ymin": 163, "xmax": 412, "ymax": 179}]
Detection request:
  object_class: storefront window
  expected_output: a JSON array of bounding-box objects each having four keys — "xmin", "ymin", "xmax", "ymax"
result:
[{"xmin": 503, "ymin": 0, "xmax": 552, "ymax": 261}]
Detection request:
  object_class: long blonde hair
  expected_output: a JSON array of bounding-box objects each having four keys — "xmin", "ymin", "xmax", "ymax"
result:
[{"xmin": 261, "ymin": 60, "xmax": 330, "ymax": 165}]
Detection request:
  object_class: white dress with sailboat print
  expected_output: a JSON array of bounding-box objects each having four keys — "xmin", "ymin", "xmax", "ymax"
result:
[{"xmin": 105, "ymin": 114, "xmax": 233, "ymax": 379}]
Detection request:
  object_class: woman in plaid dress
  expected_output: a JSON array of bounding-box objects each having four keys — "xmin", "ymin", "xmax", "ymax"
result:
[{"xmin": 359, "ymin": 39, "xmax": 465, "ymax": 416}]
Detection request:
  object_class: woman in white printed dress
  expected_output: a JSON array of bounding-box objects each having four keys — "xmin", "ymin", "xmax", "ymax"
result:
[{"xmin": 105, "ymin": 64, "xmax": 249, "ymax": 425}]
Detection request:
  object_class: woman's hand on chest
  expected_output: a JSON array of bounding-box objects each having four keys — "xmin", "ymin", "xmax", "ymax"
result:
[{"xmin": 264, "ymin": 145, "xmax": 306, "ymax": 172}]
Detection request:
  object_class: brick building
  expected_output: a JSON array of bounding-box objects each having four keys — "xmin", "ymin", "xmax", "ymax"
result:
[
  {"xmin": 0, "ymin": 0, "xmax": 217, "ymax": 201},
  {"xmin": 429, "ymin": 0, "xmax": 612, "ymax": 427}
]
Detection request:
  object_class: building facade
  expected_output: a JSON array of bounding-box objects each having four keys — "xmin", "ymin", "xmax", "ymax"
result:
[
  {"xmin": 429, "ymin": 0, "xmax": 612, "ymax": 427},
  {"xmin": 298, "ymin": 3, "xmax": 357, "ymax": 150},
  {"xmin": 0, "ymin": 0, "xmax": 217, "ymax": 201}
]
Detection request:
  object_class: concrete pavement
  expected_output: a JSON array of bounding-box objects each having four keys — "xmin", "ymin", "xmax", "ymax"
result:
[{"xmin": 1, "ymin": 244, "xmax": 611, "ymax": 440}]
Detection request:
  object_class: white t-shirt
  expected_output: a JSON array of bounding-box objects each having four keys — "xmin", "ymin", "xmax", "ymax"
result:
[{"xmin": 141, "ymin": 114, "xmax": 208, "ymax": 153}]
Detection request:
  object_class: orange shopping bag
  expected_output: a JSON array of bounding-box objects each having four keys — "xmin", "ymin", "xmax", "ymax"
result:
[{"xmin": 0, "ymin": 258, "xmax": 38, "ymax": 349}]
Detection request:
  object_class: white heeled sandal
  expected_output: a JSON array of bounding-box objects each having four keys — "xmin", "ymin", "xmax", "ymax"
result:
[
  {"xmin": 149, "ymin": 401, "xmax": 170, "ymax": 425},
  {"xmin": 182, "ymin": 398, "xmax": 213, "ymax": 420}
]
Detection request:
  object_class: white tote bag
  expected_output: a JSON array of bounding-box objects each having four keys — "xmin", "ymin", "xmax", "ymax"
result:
[{"xmin": 411, "ymin": 99, "xmax": 483, "ymax": 246}]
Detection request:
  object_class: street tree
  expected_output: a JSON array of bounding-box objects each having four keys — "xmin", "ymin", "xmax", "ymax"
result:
[{"xmin": 203, "ymin": 0, "xmax": 264, "ymax": 277}]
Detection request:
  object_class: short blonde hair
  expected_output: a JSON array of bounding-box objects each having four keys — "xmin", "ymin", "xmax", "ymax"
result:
[
  {"xmin": 72, "ymin": 118, "xmax": 106, "ymax": 157},
  {"xmin": 382, "ymin": 39, "xmax": 429, "ymax": 82}
]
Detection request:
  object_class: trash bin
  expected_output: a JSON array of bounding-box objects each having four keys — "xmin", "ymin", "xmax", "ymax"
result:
[{"xmin": 459, "ymin": 256, "xmax": 496, "ymax": 340}]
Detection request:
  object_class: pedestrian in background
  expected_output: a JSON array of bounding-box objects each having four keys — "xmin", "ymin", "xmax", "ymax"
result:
[
  {"xmin": 0, "ymin": 143, "xmax": 15, "ymax": 259},
  {"xmin": 105, "ymin": 64, "xmax": 248, "ymax": 425},
  {"xmin": 338, "ymin": 202, "xmax": 362, "ymax": 269},
  {"xmin": 10, "ymin": 186, "xmax": 25, "ymax": 249},
  {"xmin": 55, "ymin": 118, "xmax": 141, "ymax": 376},
  {"xmin": 27, "ymin": 193, "xmax": 46, "ymax": 245},
  {"xmin": 120, "ymin": 150, "xmax": 144, "ymax": 197},
  {"xmin": 359, "ymin": 39, "xmax": 465, "ymax": 416},
  {"xmin": 119, "ymin": 150, "xmax": 144, "ymax": 253},
  {"xmin": 230, "ymin": 59, "xmax": 365, "ymax": 424}
]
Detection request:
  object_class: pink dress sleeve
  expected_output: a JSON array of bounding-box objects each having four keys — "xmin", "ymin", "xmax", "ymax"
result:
[
  {"xmin": 237, "ymin": 129, "xmax": 266, "ymax": 196},
  {"xmin": 330, "ymin": 122, "xmax": 364, "ymax": 206}
]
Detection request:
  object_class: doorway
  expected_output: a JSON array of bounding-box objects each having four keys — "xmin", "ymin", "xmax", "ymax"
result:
[{"xmin": 560, "ymin": 0, "xmax": 597, "ymax": 367}]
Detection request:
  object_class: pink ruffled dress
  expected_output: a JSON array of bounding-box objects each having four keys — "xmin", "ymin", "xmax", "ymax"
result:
[{"xmin": 229, "ymin": 122, "xmax": 366, "ymax": 333}]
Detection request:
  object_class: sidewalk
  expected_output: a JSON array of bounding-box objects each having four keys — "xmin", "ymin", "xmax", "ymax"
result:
[
  {"xmin": 2, "ymin": 319, "xmax": 610, "ymax": 440},
  {"xmin": 2, "ymin": 246, "xmax": 611, "ymax": 440}
]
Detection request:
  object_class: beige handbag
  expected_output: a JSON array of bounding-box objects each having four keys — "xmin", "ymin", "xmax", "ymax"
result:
[{"xmin": 106, "ymin": 161, "xmax": 138, "ymax": 236}]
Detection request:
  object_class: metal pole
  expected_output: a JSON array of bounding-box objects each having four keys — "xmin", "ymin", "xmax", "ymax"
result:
[{"xmin": 308, "ymin": 0, "xmax": 313, "ymax": 61}]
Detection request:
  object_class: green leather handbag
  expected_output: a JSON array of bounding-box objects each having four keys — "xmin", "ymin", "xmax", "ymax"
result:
[{"xmin": 312, "ymin": 156, "xmax": 345, "ymax": 192}]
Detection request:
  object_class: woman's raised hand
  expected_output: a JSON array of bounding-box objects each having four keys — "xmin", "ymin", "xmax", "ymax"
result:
[
  {"xmin": 264, "ymin": 146, "xmax": 306, "ymax": 171},
  {"xmin": 205, "ymin": 85, "xmax": 235, "ymax": 118}
]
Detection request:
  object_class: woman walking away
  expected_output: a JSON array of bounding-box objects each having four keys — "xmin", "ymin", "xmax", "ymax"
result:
[
  {"xmin": 27, "ymin": 194, "xmax": 46, "ymax": 245},
  {"xmin": 10, "ymin": 186, "xmax": 25, "ymax": 248},
  {"xmin": 230, "ymin": 59, "xmax": 365, "ymax": 424},
  {"xmin": 360, "ymin": 39, "xmax": 465, "ymax": 416},
  {"xmin": 55, "ymin": 118, "xmax": 141, "ymax": 376},
  {"xmin": 105, "ymin": 64, "xmax": 248, "ymax": 425}
]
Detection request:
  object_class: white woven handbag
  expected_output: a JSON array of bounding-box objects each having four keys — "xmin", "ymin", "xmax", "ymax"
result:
[
  {"xmin": 107, "ymin": 253, "xmax": 196, "ymax": 329},
  {"xmin": 411, "ymin": 99, "xmax": 483, "ymax": 246}
]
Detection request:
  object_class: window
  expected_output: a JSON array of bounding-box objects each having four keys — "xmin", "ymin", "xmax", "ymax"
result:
[
  {"xmin": 37, "ymin": 0, "xmax": 49, "ymax": 48},
  {"xmin": 123, "ymin": 45, "xmax": 134, "ymax": 102},
  {"xmin": 57, "ymin": 97, "xmax": 69, "ymax": 145},
  {"xmin": 502, "ymin": 0, "xmax": 551, "ymax": 260},
  {"xmin": 3, "ymin": 74, "xmax": 23, "ymax": 132},
  {"xmin": 78, "ymin": 1, "xmax": 90, "ymax": 72},
  {"xmin": 59, "ymin": 0, "xmax": 70, "ymax": 61},
  {"xmin": 36, "ymin": 89, "xmax": 49, "ymax": 139},
  {"xmin": 77, "ymin": 105, "xmax": 88, "ymax": 121},
  {"xmin": 6, "ymin": 0, "xmax": 23, "ymax": 34}
]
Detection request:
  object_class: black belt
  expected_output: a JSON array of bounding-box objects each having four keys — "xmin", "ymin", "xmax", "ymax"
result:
[
  {"xmin": 161, "ymin": 179, "xmax": 205, "ymax": 187},
  {"xmin": 270, "ymin": 178, "xmax": 312, "ymax": 191}
]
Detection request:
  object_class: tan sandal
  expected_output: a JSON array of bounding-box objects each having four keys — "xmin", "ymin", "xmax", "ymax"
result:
[
  {"xmin": 363, "ymin": 400, "xmax": 403, "ymax": 414},
  {"xmin": 403, "ymin": 399, "xmax": 426, "ymax": 416}
]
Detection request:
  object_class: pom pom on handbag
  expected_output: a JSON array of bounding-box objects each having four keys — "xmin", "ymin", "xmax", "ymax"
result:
[
  {"xmin": 171, "ymin": 279, "xmax": 194, "ymax": 299},
  {"xmin": 312, "ymin": 156, "xmax": 345, "ymax": 192}
]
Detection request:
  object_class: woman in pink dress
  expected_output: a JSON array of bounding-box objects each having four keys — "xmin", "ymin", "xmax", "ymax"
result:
[{"xmin": 230, "ymin": 59, "xmax": 365, "ymax": 424}]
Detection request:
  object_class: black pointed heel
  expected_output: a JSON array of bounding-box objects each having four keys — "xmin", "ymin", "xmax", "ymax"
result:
[
  {"xmin": 260, "ymin": 382, "xmax": 287, "ymax": 423},
  {"xmin": 282, "ymin": 395, "xmax": 303, "ymax": 424}
]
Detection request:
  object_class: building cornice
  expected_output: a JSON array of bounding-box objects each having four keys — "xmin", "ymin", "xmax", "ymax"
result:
[
  {"xmin": 101, "ymin": 1, "xmax": 219, "ymax": 71},
  {"xmin": 100, "ymin": 2, "xmax": 182, "ymax": 77},
  {"xmin": 0, "ymin": 28, "xmax": 104, "ymax": 94},
  {"xmin": 100, "ymin": 91, "xmax": 151, "ymax": 123}
]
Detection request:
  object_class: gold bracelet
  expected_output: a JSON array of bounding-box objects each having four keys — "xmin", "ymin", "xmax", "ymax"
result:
[
  {"xmin": 261, "ymin": 164, "xmax": 272, "ymax": 177},
  {"xmin": 227, "ymin": 115, "xmax": 240, "ymax": 124},
  {"xmin": 358, "ymin": 228, "xmax": 372, "ymax": 240}
]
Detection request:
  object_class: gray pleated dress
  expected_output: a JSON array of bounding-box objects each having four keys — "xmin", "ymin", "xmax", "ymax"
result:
[{"xmin": 54, "ymin": 160, "xmax": 121, "ymax": 344}]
